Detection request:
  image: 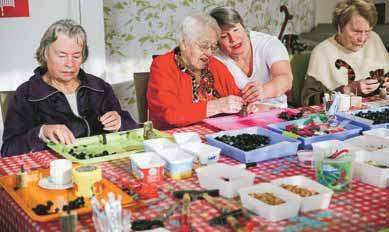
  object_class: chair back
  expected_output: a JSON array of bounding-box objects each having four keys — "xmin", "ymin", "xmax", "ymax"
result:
[
  {"xmin": 288, "ymin": 52, "xmax": 311, "ymax": 107},
  {"xmin": 133, "ymin": 72, "xmax": 150, "ymax": 123},
  {"xmin": 0, "ymin": 91, "xmax": 16, "ymax": 124}
]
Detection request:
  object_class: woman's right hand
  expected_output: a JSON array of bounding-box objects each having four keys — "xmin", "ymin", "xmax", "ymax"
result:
[
  {"xmin": 41, "ymin": 124, "xmax": 76, "ymax": 145},
  {"xmin": 207, "ymin": 95, "xmax": 243, "ymax": 116},
  {"xmin": 358, "ymin": 79, "xmax": 380, "ymax": 95}
]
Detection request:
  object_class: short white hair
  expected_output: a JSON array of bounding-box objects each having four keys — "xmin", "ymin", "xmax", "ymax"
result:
[{"xmin": 176, "ymin": 13, "xmax": 221, "ymax": 46}]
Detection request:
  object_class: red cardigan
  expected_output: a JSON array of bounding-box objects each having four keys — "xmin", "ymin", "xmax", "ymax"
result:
[{"xmin": 147, "ymin": 50, "xmax": 241, "ymax": 130}]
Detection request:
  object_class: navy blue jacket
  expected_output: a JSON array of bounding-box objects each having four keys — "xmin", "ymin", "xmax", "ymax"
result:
[{"xmin": 1, "ymin": 67, "xmax": 139, "ymax": 157}]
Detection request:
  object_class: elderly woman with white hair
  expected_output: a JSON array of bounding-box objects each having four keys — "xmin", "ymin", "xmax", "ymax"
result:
[
  {"xmin": 148, "ymin": 14, "xmax": 253, "ymax": 129},
  {"xmin": 301, "ymin": 0, "xmax": 389, "ymax": 105}
]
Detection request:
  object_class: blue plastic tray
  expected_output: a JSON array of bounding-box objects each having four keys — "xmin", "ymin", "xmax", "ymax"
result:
[
  {"xmin": 205, "ymin": 127, "xmax": 300, "ymax": 163},
  {"xmin": 267, "ymin": 117, "xmax": 362, "ymax": 149},
  {"xmin": 336, "ymin": 106, "xmax": 389, "ymax": 131}
]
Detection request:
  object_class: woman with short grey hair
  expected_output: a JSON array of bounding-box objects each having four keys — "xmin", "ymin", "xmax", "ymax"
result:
[
  {"xmin": 301, "ymin": 0, "xmax": 389, "ymax": 105},
  {"xmin": 147, "ymin": 14, "xmax": 255, "ymax": 130},
  {"xmin": 1, "ymin": 19, "xmax": 138, "ymax": 156},
  {"xmin": 210, "ymin": 6, "xmax": 293, "ymax": 109},
  {"xmin": 35, "ymin": 19, "xmax": 89, "ymax": 68}
]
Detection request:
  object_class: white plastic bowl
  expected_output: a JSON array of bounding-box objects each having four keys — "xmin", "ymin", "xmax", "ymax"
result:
[
  {"xmin": 196, "ymin": 163, "xmax": 255, "ymax": 198},
  {"xmin": 271, "ymin": 175, "xmax": 333, "ymax": 212}
]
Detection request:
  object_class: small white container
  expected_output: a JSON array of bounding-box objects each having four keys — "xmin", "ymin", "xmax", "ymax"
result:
[
  {"xmin": 180, "ymin": 142, "xmax": 221, "ymax": 165},
  {"xmin": 363, "ymin": 128, "xmax": 389, "ymax": 139},
  {"xmin": 312, "ymin": 139, "xmax": 364, "ymax": 180},
  {"xmin": 345, "ymin": 135, "xmax": 389, "ymax": 152},
  {"xmin": 338, "ymin": 93, "xmax": 351, "ymax": 112},
  {"xmin": 143, "ymin": 138, "xmax": 177, "ymax": 152},
  {"xmin": 196, "ymin": 163, "xmax": 255, "ymax": 198},
  {"xmin": 352, "ymin": 150, "xmax": 370, "ymax": 180},
  {"xmin": 296, "ymin": 150, "xmax": 314, "ymax": 168},
  {"xmin": 174, "ymin": 132, "xmax": 220, "ymax": 165},
  {"xmin": 354, "ymin": 151, "xmax": 389, "ymax": 188},
  {"xmin": 239, "ymin": 183, "xmax": 301, "ymax": 222},
  {"xmin": 271, "ymin": 175, "xmax": 333, "ymax": 212},
  {"xmin": 130, "ymin": 152, "xmax": 165, "ymax": 183},
  {"xmin": 157, "ymin": 147, "xmax": 194, "ymax": 180}
]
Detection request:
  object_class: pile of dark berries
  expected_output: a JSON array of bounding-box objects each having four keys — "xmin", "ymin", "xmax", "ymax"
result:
[
  {"xmin": 278, "ymin": 111, "xmax": 303, "ymax": 121},
  {"xmin": 215, "ymin": 133, "xmax": 270, "ymax": 151},
  {"xmin": 355, "ymin": 109, "xmax": 389, "ymax": 125},
  {"xmin": 63, "ymin": 197, "xmax": 85, "ymax": 212},
  {"xmin": 68, "ymin": 145, "xmax": 116, "ymax": 160},
  {"xmin": 32, "ymin": 200, "xmax": 59, "ymax": 215}
]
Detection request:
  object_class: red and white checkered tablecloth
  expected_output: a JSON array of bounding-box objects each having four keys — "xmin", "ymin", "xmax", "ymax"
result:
[{"xmin": 0, "ymin": 123, "xmax": 389, "ymax": 232}]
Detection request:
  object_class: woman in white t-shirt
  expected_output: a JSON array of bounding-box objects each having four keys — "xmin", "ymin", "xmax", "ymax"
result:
[
  {"xmin": 210, "ymin": 6, "xmax": 293, "ymax": 109},
  {"xmin": 301, "ymin": 0, "xmax": 389, "ymax": 105}
]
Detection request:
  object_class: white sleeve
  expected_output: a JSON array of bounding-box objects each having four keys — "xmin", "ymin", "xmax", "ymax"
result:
[{"xmin": 264, "ymin": 38, "xmax": 289, "ymax": 67}]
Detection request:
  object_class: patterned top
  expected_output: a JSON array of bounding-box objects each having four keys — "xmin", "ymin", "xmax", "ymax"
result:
[{"xmin": 174, "ymin": 47, "xmax": 220, "ymax": 103}]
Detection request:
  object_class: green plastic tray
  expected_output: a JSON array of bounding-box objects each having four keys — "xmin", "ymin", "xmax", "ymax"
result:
[{"xmin": 47, "ymin": 128, "xmax": 171, "ymax": 164}]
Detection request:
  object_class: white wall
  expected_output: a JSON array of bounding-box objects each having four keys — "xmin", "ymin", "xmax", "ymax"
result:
[
  {"xmin": 0, "ymin": 0, "xmax": 105, "ymax": 91},
  {"xmin": 314, "ymin": 0, "xmax": 338, "ymax": 25},
  {"xmin": 315, "ymin": 0, "xmax": 389, "ymax": 25}
]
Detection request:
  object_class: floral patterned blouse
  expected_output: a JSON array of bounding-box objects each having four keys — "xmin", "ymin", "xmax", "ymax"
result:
[{"xmin": 174, "ymin": 47, "xmax": 220, "ymax": 103}]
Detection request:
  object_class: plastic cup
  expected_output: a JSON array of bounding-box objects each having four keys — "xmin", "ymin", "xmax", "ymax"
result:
[
  {"xmin": 50, "ymin": 159, "xmax": 72, "ymax": 185},
  {"xmin": 315, "ymin": 155, "xmax": 352, "ymax": 192}
]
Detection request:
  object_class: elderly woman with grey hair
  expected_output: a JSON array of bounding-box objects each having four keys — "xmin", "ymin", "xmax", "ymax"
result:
[
  {"xmin": 301, "ymin": 0, "xmax": 389, "ymax": 105},
  {"xmin": 1, "ymin": 19, "xmax": 138, "ymax": 157},
  {"xmin": 147, "ymin": 13, "xmax": 253, "ymax": 130}
]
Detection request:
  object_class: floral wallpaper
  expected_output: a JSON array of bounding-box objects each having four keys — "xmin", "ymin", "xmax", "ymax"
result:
[{"xmin": 103, "ymin": 0, "xmax": 315, "ymax": 121}]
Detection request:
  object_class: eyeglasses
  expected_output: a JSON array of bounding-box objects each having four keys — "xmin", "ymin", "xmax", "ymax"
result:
[{"xmin": 197, "ymin": 42, "xmax": 219, "ymax": 53}]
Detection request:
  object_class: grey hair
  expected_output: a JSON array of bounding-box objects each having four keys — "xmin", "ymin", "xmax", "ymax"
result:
[
  {"xmin": 176, "ymin": 13, "xmax": 221, "ymax": 45},
  {"xmin": 209, "ymin": 6, "xmax": 246, "ymax": 30},
  {"xmin": 35, "ymin": 19, "xmax": 89, "ymax": 68},
  {"xmin": 333, "ymin": 0, "xmax": 377, "ymax": 31}
]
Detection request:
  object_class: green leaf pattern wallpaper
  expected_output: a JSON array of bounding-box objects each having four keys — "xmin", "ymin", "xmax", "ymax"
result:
[{"xmin": 103, "ymin": 0, "xmax": 315, "ymax": 121}]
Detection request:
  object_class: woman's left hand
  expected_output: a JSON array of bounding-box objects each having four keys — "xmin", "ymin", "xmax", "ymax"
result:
[
  {"xmin": 242, "ymin": 81, "xmax": 264, "ymax": 103},
  {"xmin": 100, "ymin": 111, "xmax": 122, "ymax": 132}
]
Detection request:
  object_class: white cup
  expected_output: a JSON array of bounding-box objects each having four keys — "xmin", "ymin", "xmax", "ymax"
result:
[
  {"xmin": 338, "ymin": 94, "xmax": 350, "ymax": 112},
  {"xmin": 50, "ymin": 159, "xmax": 72, "ymax": 185}
]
